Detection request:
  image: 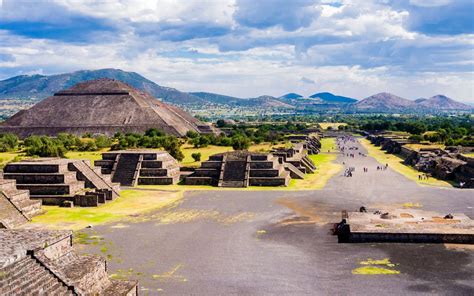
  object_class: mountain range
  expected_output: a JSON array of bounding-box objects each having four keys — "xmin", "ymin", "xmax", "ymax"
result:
[{"xmin": 0, "ymin": 68, "xmax": 471, "ymax": 115}]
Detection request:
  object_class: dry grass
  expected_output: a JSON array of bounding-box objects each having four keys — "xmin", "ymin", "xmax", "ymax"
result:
[
  {"xmin": 318, "ymin": 122, "xmax": 347, "ymax": 130},
  {"xmin": 360, "ymin": 139, "xmax": 452, "ymax": 187},
  {"xmin": 29, "ymin": 189, "xmax": 183, "ymax": 230}
]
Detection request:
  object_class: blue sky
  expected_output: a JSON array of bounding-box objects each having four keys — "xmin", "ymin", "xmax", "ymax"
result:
[{"xmin": 0, "ymin": 0, "xmax": 473, "ymax": 102}]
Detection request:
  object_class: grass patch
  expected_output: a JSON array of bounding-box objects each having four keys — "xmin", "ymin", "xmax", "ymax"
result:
[
  {"xmin": 352, "ymin": 266, "xmax": 400, "ymax": 275},
  {"xmin": 352, "ymin": 258, "xmax": 400, "ymax": 275},
  {"xmin": 65, "ymin": 150, "xmax": 108, "ymax": 163},
  {"xmin": 359, "ymin": 138, "xmax": 452, "ymax": 187},
  {"xmin": 181, "ymin": 144, "xmax": 233, "ymax": 167},
  {"xmin": 0, "ymin": 151, "xmax": 23, "ymax": 168},
  {"xmin": 31, "ymin": 189, "xmax": 183, "ymax": 230},
  {"xmin": 404, "ymin": 143, "xmax": 445, "ymax": 151},
  {"xmin": 318, "ymin": 122, "xmax": 347, "ymax": 130}
]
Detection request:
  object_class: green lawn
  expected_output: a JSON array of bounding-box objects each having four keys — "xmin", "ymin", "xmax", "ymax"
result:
[
  {"xmin": 0, "ymin": 151, "xmax": 22, "ymax": 168},
  {"xmin": 359, "ymin": 138, "xmax": 452, "ymax": 187},
  {"xmin": 30, "ymin": 189, "xmax": 183, "ymax": 230},
  {"xmin": 318, "ymin": 122, "xmax": 347, "ymax": 130},
  {"xmin": 181, "ymin": 144, "xmax": 233, "ymax": 167},
  {"xmin": 65, "ymin": 150, "xmax": 108, "ymax": 163}
]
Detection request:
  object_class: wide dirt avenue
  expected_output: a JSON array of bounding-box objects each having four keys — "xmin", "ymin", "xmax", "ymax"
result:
[{"xmin": 81, "ymin": 137, "xmax": 473, "ymax": 295}]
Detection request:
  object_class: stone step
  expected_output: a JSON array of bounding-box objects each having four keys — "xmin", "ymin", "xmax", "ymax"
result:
[
  {"xmin": 4, "ymin": 189, "xmax": 30, "ymax": 203},
  {"xmin": 184, "ymin": 176, "xmax": 215, "ymax": 186},
  {"xmin": 16, "ymin": 182, "xmax": 85, "ymax": 196},
  {"xmin": 103, "ymin": 279, "xmax": 138, "ymax": 296},
  {"xmin": 220, "ymin": 180, "xmax": 246, "ymax": 188},
  {"xmin": 16, "ymin": 199, "xmax": 42, "ymax": 218},
  {"xmin": 137, "ymin": 176, "xmax": 179, "ymax": 185},
  {"xmin": 3, "ymin": 172, "xmax": 77, "ymax": 184},
  {"xmin": 0, "ymin": 193, "xmax": 29, "ymax": 228},
  {"xmin": 4, "ymin": 163, "xmax": 68, "ymax": 174},
  {"xmin": 57, "ymin": 254, "xmax": 110, "ymax": 295},
  {"xmin": 0, "ymin": 178, "xmax": 17, "ymax": 193}
]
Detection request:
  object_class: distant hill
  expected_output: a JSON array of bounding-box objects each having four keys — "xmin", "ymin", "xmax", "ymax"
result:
[
  {"xmin": 189, "ymin": 92, "xmax": 242, "ymax": 105},
  {"xmin": 416, "ymin": 95, "xmax": 472, "ymax": 110},
  {"xmin": 191, "ymin": 92, "xmax": 294, "ymax": 109},
  {"xmin": 246, "ymin": 95, "xmax": 294, "ymax": 108},
  {"xmin": 279, "ymin": 93, "xmax": 303, "ymax": 99},
  {"xmin": 309, "ymin": 92, "xmax": 357, "ymax": 104},
  {"xmin": 0, "ymin": 68, "xmax": 204, "ymax": 105},
  {"xmin": 355, "ymin": 92, "xmax": 417, "ymax": 111},
  {"xmin": 0, "ymin": 69, "xmax": 471, "ymax": 115}
]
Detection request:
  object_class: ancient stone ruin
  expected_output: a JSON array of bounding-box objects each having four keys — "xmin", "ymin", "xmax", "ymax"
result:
[
  {"xmin": 367, "ymin": 133, "xmax": 474, "ymax": 188},
  {"xmin": 287, "ymin": 134, "xmax": 321, "ymax": 154},
  {"xmin": 0, "ymin": 229, "xmax": 137, "ymax": 295},
  {"xmin": 271, "ymin": 142, "xmax": 316, "ymax": 179},
  {"xmin": 0, "ymin": 78, "xmax": 204, "ymax": 137},
  {"xmin": 333, "ymin": 208, "xmax": 474, "ymax": 244},
  {"xmin": 185, "ymin": 151, "xmax": 291, "ymax": 187},
  {"xmin": 3, "ymin": 159, "xmax": 120, "ymax": 206},
  {"xmin": 94, "ymin": 150, "xmax": 180, "ymax": 186},
  {"xmin": 0, "ymin": 177, "xmax": 42, "ymax": 229}
]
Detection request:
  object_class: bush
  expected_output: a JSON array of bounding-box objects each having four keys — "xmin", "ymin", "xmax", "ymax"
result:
[
  {"xmin": 232, "ymin": 135, "xmax": 251, "ymax": 150},
  {"xmin": 95, "ymin": 135, "xmax": 112, "ymax": 148},
  {"xmin": 186, "ymin": 130, "xmax": 199, "ymax": 139},
  {"xmin": 191, "ymin": 152, "xmax": 201, "ymax": 161},
  {"xmin": 24, "ymin": 135, "xmax": 67, "ymax": 157},
  {"xmin": 78, "ymin": 140, "xmax": 98, "ymax": 151},
  {"xmin": 0, "ymin": 133, "xmax": 19, "ymax": 152}
]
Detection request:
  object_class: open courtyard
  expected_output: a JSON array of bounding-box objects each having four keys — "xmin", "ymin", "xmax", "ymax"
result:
[{"xmin": 51, "ymin": 137, "xmax": 474, "ymax": 295}]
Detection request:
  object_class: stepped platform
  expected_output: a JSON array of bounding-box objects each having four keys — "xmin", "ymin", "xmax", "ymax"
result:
[
  {"xmin": 0, "ymin": 229, "xmax": 138, "ymax": 295},
  {"xmin": 272, "ymin": 142, "xmax": 317, "ymax": 176},
  {"xmin": 287, "ymin": 134, "xmax": 321, "ymax": 154},
  {"xmin": 0, "ymin": 177, "xmax": 41, "ymax": 229},
  {"xmin": 3, "ymin": 159, "xmax": 119, "ymax": 207},
  {"xmin": 334, "ymin": 209, "xmax": 474, "ymax": 244},
  {"xmin": 95, "ymin": 150, "xmax": 180, "ymax": 186},
  {"xmin": 185, "ymin": 151, "xmax": 290, "ymax": 187}
]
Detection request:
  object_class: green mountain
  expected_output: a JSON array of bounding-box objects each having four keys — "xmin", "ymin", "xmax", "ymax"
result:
[
  {"xmin": 0, "ymin": 68, "xmax": 204, "ymax": 105},
  {"xmin": 279, "ymin": 93, "xmax": 303, "ymax": 99},
  {"xmin": 309, "ymin": 92, "xmax": 357, "ymax": 103}
]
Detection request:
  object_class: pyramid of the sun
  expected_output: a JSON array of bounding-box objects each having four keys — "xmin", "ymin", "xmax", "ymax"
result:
[{"xmin": 0, "ymin": 78, "xmax": 202, "ymax": 137}]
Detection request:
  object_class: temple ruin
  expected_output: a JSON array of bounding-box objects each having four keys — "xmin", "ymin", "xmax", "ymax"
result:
[
  {"xmin": 286, "ymin": 134, "xmax": 321, "ymax": 154},
  {"xmin": 367, "ymin": 133, "xmax": 474, "ymax": 188},
  {"xmin": 94, "ymin": 150, "xmax": 180, "ymax": 186},
  {"xmin": 0, "ymin": 78, "xmax": 206, "ymax": 137},
  {"xmin": 333, "ymin": 208, "xmax": 474, "ymax": 244},
  {"xmin": 185, "ymin": 151, "xmax": 291, "ymax": 187},
  {"xmin": 0, "ymin": 177, "xmax": 42, "ymax": 229},
  {"xmin": 0, "ymin": 229, "xmax": 138, "ymax": 295},
  {"xmin": 3, "ymin": 159, "xmax": 120, "ymax": 206},
  {"xmin": 271, "ymin": 142, "xmax": 317, "ymax": 178}
]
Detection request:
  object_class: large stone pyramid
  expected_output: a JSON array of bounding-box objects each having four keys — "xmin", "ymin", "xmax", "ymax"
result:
[{"xmin": 0, "ymin": 78, "xmax": 202, "ymax": 137}]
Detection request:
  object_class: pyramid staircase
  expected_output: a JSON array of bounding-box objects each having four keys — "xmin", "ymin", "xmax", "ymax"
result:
[
  {"xmin": 0, "ymin": 177, "xmax": 41, "ymax": 228},
  {"xmin": 95, "ymin": 150, "xmax": 180, "ymax": 186},
  {"xmin": 3, "ymin": 159, "xmax": 119, "ymax": 207},
  {"xmin": 186, "ymin": 152, "xmax": 290, "ymax": 187},
  {"xmin": 0, "ymin": 229, "xmax": 138, "ymax": 295}
]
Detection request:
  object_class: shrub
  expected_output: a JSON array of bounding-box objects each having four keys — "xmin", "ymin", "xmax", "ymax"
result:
[
  {"xmin": 191, "ymin": 152, "xmax": 201, "ymax": 161},
  {"xmin": 0, "ymin": 133, "xmax": 19, "ymax": 152},
  {"xmin": 186, "ymin": 130, "xmax": 199, "ymax": 139},
  {"xmin": 232, "ymin": 135, "xmax": 251, "ymax": 150},
  {"xmin": 24, "ymin": 135, "xmax": 67, "ymax": 157}
]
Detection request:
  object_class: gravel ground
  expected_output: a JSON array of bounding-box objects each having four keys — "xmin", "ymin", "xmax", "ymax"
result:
[{"xmin": 80, "ymin": 137, "xmax": 473, "ymax": 295}]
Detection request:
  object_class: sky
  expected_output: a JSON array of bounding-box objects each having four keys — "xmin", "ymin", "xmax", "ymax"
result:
[{"xmin": 0, "ymin": 0, "xmax": 473, "ymax": 102}]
